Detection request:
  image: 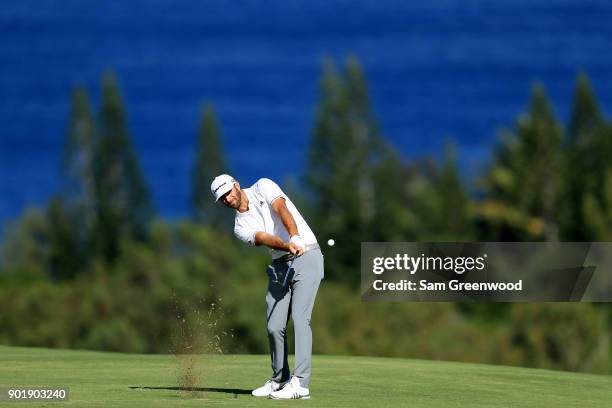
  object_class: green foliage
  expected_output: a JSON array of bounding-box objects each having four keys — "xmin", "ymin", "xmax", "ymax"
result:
[
  {"xmin": 46, "ymin": 197, "xmax": 83, "ymax": 281},
  {"xmin": 192, "ymin": 104, "xmax": 233, "ymax": 229},
  {"xmin": 1, "ymin": 208, "xmax": 53, "ymax": 280},
  {"xmin": 56, "ymin": 87, "xmax": 98, "ymax": 276},
  {"xmin": 417, "ymin": 145, "xmax": 474, "ymax": 240},
  {"xmin": 584, "ymin": 171, "xmax": 612, "ymax": 239},
  {"xmin": 36, "ymin": 73, "xmax": 157, "ymax": 277},
  {"xmin": 504, "ymin": 303, "xmax": 609, "ymax": 374},
  {"xmin": 313, "ymin": 284, "xmax": 492, "ymax": 362},
  {"xmin": 560, "ymin": 73, "xmax": 612, "ymax": 240},
  {"xmin": 62, "ymin": 87, "xmax": 97, "ymax": 223},
  {"xmin": 569, "ymin": 73, "xmax": 603, "ymax": 139},
  {"xmin": 306, "ymin": 58, "xmax": 401, "ymax": 284},
  {"xmin": 0, "ymin": 282, "xmax": 74, "ymax": 348},
  {"xmin": 2, "ymin": 64, "xmax": 612, "ymax": 375},
  {"xmin": 368, "ymin": 148, "xmax": 417, "ymax": 241},
  {"xmin": 478, "ymin": 84, "xmax": 563, "ymax": 240},
  {"xmin": 1, "ymin": 208, "xmax": 610, "ymax": 374},
  {"xmin": 306, "ymin": 59, "xmax": 475, "ymax": 286},
  {"xmin": 0, "ymin": 221, "xmax": 270, "ymax": 354},
  {"xmin": 92, "ymin": 71, "xmax": 155, "ymax": 263}
]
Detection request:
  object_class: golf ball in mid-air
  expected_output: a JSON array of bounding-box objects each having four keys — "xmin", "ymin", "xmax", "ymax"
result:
[{"xmin": 327, "ymin": 239, "xmax": 335, "ymax": 247}]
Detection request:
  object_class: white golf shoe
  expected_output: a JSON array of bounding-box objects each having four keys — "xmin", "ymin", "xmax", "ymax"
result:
[
  {"xmin": 251, "ymin": 379, "xmax": 283, "ymax": 397},
  {"xmin": 269, "ymin": 376, "xmax": 310, "ymax": 400}
]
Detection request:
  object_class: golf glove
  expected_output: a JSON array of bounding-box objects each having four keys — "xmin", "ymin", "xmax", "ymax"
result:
[{"xmin": 290, "ymin": 234, "xmax": 305, "ymax": 250}]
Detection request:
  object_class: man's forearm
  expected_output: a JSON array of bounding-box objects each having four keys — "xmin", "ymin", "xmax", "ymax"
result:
[
  {"xmin": 277, "ymin": 204, "xmax": 299, "ymax": 238},
  {"xmin": 254, "ymin": 231, "xmax": 289, "ymax": 251}
]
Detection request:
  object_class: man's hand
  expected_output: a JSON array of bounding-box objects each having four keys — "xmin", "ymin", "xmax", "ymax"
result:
[
  {"xmin": 255, "ymin": 231, "xmax": 303, "ymax": 256},
  {"xmin": 288, "ymin": 242, "xmax": 305, "ymax": 256}
]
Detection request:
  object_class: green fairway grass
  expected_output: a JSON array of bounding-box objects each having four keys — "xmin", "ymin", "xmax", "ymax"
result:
[{"xmin": 0, "ymin": 345, "xmax": 610, "ymax": 407}]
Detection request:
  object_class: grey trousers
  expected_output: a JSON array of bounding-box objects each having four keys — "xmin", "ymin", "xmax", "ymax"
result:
[{"xmin": 265, "ymin": 248, "xmax": 324, "ymax": 389}]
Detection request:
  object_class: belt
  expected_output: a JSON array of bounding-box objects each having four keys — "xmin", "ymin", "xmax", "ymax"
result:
[{"xmin": 274, "ymin": 243, "xmax": 320, "ymax": 262}]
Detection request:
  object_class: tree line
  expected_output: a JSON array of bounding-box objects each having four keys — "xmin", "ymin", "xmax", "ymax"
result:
[
  {"xmin": 0, "ymin": 59, "xmax": 610, "ymax": 374},
  {"xmin": 5, "ymin": 61, "xmax": 612, "ymax": 284}
]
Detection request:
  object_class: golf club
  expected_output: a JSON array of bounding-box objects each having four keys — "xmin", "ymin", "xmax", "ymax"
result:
[{"xmin": 282, "ymin": 254, "xmax": 299, "ymax": 288}]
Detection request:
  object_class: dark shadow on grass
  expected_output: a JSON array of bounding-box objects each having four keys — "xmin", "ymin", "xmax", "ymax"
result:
[{"xmin": 129, "ymin": 386, "xmax": 251, "ymax": 395}]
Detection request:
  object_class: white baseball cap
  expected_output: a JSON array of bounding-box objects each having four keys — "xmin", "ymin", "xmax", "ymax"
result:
[{"xmin": 211, "ymin": 174, "xmax": 236, "ymax": 202}]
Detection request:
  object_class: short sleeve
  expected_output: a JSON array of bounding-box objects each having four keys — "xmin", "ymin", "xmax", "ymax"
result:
[
  {"xmin": 234, "ymin": 224, "xmax": 256, "ymax": 246},
  {"xmin": 256, "ymin": 178, "xmax": 287, "ymax": 206}
]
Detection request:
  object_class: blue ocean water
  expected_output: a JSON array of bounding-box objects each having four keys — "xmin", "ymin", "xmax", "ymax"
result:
[{"xmin": 1, "ymin": 0, "xmax": 611, "ymax": 230}]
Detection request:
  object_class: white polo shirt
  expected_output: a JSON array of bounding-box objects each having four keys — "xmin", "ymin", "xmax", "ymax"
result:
[{"xmin": 234, "ymin": 178, "xmax": 318, "ymax": 259}]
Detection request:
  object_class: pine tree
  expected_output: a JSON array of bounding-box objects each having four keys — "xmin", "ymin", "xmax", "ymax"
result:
[
  {"xmin": 584, "ymin": 171, "xmax": 612, "ymax": 240},
  {"xmin": 92, "ymin": 72, "xmax": 154, "ymax": 263},
  {"xmin": 369, "ymin": 147, "xmax": 416, "ymax": 241},
  {"xmin": 62, "ymin": 87, "xmax": 97, "ymax": 210},
  {"xmin": 192, "ymin": 104, "xmax": 232, "ymax": 228},
  {"xmin": 306, "ymin": 57, "xmax": 385, "ymax": 284},
  {"xmin": 430, "ymin": 144, "xmax": 473, "ymax": 240},
  {"xmin": 57, "ymin": 87, "xmax": 97, "ymax": 271},
  {"xmin": 46, "ymin": 197, "xmax": 81, "ymax": 280},
  {"xmin": 569, "ymin": 73, "xmax": 602, "ymax": 140},
  {"xmin": 479, "ymin": 84, "xmax": 563, "ymax": 240},
  {"xmin": 561, "ymin": 73, "xmax": 608, "ymax": 240},
  {"xmin": 306, "ymin": 59, "xmax": 343, "ymax": 212}
]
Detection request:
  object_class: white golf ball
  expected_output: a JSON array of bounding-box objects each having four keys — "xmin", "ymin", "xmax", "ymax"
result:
[{"xmin": 327, "ymin": 239, "xmax": 335, "ymax": 247}]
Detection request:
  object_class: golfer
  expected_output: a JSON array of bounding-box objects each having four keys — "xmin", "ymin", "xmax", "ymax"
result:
[{"xmin": 211, "ymin": 174, "xmax": 324, "ymax": 400}]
